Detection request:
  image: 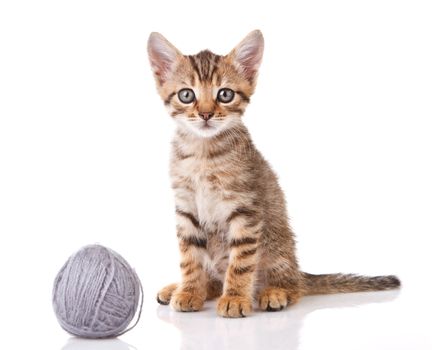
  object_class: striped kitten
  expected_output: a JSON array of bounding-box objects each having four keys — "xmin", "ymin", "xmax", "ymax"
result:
[{"xmin": 147, "ymin": 30, "xmax": 400, "ymax": 318}]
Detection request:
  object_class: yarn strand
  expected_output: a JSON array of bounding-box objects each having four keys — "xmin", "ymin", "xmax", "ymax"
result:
[{"xmin": 115, "ymin": 276, "xmax": 144, "ymax": 338}]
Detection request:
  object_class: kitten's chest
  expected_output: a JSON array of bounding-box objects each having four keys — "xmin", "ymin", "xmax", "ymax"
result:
[{"xmin": 174, "ymin": 157, "xmax": 235, "ymax": 228}]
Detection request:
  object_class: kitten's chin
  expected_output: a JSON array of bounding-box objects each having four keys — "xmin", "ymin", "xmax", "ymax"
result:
[
  {"xmin": 177, "ymin": 121, "xmax": 223, "ymax": 139},
  {"xmin": 184, "ymin": 125, "xmax": 222, "ymax": 138}
]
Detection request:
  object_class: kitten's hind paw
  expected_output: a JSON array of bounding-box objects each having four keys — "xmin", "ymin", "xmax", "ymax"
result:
[
  {"xmin": 156, "ymin": 283, "xmax": 178, "ymax": 305},
  {"xmin": 170, "ymin": 291, "xmax": 205, "ymax": 312},
  {"xmin": 258, "ymin": 287, "xmax": 299, "ymax": 311}
]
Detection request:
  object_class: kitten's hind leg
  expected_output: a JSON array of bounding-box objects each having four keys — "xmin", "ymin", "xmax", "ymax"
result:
[
  {"xmin": 157, "ymin": 283, "xmax": 178, "ymax": 305},
  {"xmin": 258, "ymin": 262, "xmax": 304, "ymax": 311}
]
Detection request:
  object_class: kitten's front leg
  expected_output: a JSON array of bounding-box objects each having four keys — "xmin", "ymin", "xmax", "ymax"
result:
[
  {"xmin": 170, "ymin": 208, "xmax": 208, "ymax": 312},
  {"xmin": 217, "ymin": 209, "xmax": 261, "ymax": 318}
]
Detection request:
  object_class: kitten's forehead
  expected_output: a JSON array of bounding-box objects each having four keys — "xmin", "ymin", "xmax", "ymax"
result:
[
  {"xmin": 175, "ymin": 50, "xmax": 242, "ymax": 89},
  {"xmin": 186, "ymin": 50, "xmax": 222, "ymax": 83}
]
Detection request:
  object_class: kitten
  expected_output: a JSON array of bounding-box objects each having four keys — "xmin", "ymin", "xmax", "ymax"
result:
[{"xmin": 147, "ymin": 30, "xmax": 400, "ymax": 318}]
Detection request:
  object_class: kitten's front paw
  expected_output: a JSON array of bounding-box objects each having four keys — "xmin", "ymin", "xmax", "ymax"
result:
[
  {"xmin": 170, "ymin": 291, "xmax": 205, "ymax": 312},
  {"xmin": 156, "ymin": 283, "xmax": 178, "ymax": 305},
  {"xmin": 217, "ymin": 295, "xmax": 252, "ymax": 318}
]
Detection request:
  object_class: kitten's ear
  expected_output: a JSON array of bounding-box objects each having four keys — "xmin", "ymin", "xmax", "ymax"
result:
[
  {"xmin": 228, "ymin": 30, "xmax": 264, "ymax": 82},
  {"xmin": 147, "ymin": 32, "xmax": 182, "ymax": 85}
]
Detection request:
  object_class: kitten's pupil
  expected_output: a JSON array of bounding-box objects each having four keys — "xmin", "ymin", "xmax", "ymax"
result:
[
  {"xmin": 217, "ymin": 88, "xmax": 235, "ymax": 103},
  {"xmin": 178, "ymin": 89, "xmax": 195, "ymax": 104}
]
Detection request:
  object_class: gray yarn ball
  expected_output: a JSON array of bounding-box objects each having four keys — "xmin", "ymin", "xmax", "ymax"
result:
[{"xmin": 53, "ymin": 244, "xmax": 142, "ymax": 338}]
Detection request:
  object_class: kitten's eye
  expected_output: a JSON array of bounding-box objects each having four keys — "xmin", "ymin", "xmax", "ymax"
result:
[
  {"xmin": 217, "ymin": 88, "xmax": 235, "ymax": 103},
  {"xmin": 178, "ymin": 89, "xmax": 195, "ymax": 104}
]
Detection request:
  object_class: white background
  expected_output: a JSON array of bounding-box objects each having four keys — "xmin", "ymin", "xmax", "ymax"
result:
[{"xmin": 1, "ymin": 1, "xmax": 431, "ymax": 349}]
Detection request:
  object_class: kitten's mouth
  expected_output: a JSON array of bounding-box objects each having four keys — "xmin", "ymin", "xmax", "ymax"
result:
[{"xmin": 200, "ymin": 121, "xmax": 214, "ymax": 129}]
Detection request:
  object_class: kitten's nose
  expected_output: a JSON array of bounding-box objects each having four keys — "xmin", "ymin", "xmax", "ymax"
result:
[{"xmin": 198, "ymin": 112, "xmax": 214, "ymax": 121}]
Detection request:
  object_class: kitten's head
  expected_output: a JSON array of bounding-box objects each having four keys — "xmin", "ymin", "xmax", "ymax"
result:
[{"xmin": 147, "ymin": 30, "xmax": 264, "ymax": 138}]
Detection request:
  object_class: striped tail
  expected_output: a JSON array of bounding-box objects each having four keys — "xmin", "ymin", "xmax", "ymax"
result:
[{"xmin": 302, "ymin": 272, "xmax": 401, "ymax": 295}]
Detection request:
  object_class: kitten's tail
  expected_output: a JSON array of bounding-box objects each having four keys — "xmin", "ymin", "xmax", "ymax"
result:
[{"xmin": 302, "ymin": 272, "xmax": 401, "ymax": 295}]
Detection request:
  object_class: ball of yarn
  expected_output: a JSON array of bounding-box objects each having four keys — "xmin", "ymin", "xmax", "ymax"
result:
[{"xmin": 52, "ymin": 244, "xmax": 142, "ymax": 338}]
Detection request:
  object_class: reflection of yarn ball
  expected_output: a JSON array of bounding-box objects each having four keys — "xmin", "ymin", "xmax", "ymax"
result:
[{"xmin": 52, "ymin": 244, "xmax": 142, "ymax": 338}]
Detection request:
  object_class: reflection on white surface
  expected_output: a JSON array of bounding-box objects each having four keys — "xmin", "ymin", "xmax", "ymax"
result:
[
  {"xmin": 157, "ymin": 291, "xmax": 399, "ymax": 350},
  {"xmin": 62, "ymin": 337, "xmax": 137, "ymax": 350}
]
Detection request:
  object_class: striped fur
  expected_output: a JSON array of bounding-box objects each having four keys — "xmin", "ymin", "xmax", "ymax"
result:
[{"xmin": 148, "ymin": 30, "xmax": 400, "ymax": 318}]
